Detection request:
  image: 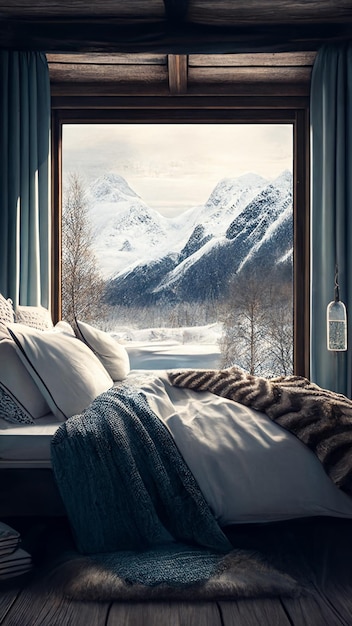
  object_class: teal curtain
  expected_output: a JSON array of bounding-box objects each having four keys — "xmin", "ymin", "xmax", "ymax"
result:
[
  {"xmin": 310, "ymin": 43, "xmax": 352, "ymax": 396},
  {"xmin": 0, "ymin": 51, "xmax": 51, "ymax": 309}
]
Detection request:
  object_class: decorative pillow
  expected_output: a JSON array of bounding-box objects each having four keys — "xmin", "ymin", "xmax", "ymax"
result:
[
  {"xmin": 0, "ymin": 387, "xmax": 34, "ymax": 424},
  {"xmin": 0, "ymin": 294, "xmax": 14, "ymax": 325},
  {"xmin": 7, "ymin": 323, "xmax": 113, "ymax": 421},
  {"xmin": 52, "ymin": 320, "xmax": 75, "ymax": 336},
  {"xmin": 15, "ymin": 305, "xmax": 53, "ymax": 330},
  {"xmin": 0, "ymin": 324, "xmax": 8, "ymax": 339},
  {"xmin": 0, "ymin": 336, "xmax": 50, "ymax": 422},
  {"xmin": 75, "ymin": 320, "xmax": 130, "ymax": 381}
]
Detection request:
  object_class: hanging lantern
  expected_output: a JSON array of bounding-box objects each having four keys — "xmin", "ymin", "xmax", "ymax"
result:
[{"xmin": 327, "ymin": 265, "xmax": 347, "ymax": 351}]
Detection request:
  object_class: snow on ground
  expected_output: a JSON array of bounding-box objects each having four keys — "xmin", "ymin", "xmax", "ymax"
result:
[{"xmin": 110, "ymin": 323, "xmax": 222, "ymax": 370}]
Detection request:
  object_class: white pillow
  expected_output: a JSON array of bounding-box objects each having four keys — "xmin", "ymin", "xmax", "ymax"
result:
[
  {"xmin": 7, "ymin": 323, "xmax": 113, "ymax": 421},
  {"xmin": 75, "ymin": 320, "xmax": 130, "ymax": 381},
  {"xmin": 15, "ymin": 305, "xmax": 53, "ymax": 330},
  {"xmin": 0, "ymin": 294, "xmax": 14, "ymax": 325},
  {"xmin": 51, "ymin": 320, "xmax": 76, "ymax": 336},
  {"xmin": 0, "ymin": 336, "xmax": 50, "ymax": 422},
  {"xmin": 0, "ymin": 324, "xmax": 8, "ymax": 339}
]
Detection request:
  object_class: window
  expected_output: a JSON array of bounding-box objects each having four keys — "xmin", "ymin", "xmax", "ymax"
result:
[{"xmin": 52, "ymin": 104, "xmax": 309, "ymax": 377}]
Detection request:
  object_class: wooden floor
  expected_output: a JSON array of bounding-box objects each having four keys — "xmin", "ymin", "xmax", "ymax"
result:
[{"xmin": 1, "ymin": 516, "xmax": 352, "ymax": 626}]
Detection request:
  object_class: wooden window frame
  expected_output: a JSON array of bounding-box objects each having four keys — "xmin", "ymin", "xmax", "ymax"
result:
[{"xmin": 51, "ymin": 95, "xmax": 310, "ymax": 377}]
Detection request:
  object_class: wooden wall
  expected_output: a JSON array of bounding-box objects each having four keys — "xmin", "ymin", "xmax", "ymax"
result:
[{"xmin": 48, "ymin": 52, "xmax": 316, "ymax": 98}]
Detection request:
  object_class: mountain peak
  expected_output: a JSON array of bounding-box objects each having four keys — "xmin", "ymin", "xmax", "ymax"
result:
[
  {"xmin": 271, "ymin": 169, "xmax": 292, "ymax": 190},
  {"xmin": 205, "ymin": 173, "xmax": 268, "ymax": 209},
  {"xmin": 90, "ymin": 172, "xmax": 139, "ymax": 202},
  {"xmin": 88, "ymin": 168, "xmax": 293, "ymax": 284}
]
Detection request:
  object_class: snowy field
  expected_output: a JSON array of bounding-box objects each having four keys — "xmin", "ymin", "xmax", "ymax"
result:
[{"xmin": 110, "ymin": 323, "xmax": 222, "ymax": 370}]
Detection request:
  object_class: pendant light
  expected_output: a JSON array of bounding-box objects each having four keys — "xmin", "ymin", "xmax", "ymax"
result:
[{"xmin": 327, "ymin": 265, "xmax": 347, "ymax": 351}]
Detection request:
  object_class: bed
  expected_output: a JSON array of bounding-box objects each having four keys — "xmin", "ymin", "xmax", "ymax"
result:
[
  {"xmin": 0, "ymin": 299, "xmax": 352, "ymax": 560},
  {"xmin": 2, "ymin": 362, "xmax": 352, "ymax": 524}
]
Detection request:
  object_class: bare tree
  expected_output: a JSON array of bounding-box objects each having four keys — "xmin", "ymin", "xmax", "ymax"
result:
[
  {"xmin": 61, "ymin": 172, "xmax": 106, "ymax": 326},
  {"xmin": 219, "ymin": 268, "xmax": 293, "ymax": 376},
  {"xmin": 219, "ymin": 271, "xmax": 270, "ymax": 374},
  {"xmin": 265, "ymin": 282, "xmax": 293, "ymax": 375}
]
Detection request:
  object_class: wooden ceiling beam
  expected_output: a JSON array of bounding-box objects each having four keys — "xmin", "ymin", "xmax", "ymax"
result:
[{"xmin": 168, "ymin": 54, "xmax": 188, "ymax": 94}]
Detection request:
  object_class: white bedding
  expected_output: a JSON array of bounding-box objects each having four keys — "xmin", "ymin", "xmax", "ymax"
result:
[
  {"xmin": 139, "ymin": 372, "xmax": 352, "ymax": 525},
  {"xmin": 2, "ymin": 369, "xmax": 352, "ymax": 525},
  {"xmin": 0, "ymin": 413, "xmax": 59, "ymax": 467}
]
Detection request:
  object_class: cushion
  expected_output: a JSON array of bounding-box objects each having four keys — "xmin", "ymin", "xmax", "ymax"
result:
[
  {"xmin": 52, "ymin": 320, "xmax": 76, "ymax": 336},
  {"xmin": 15, "ymin": 305, "xmax": 53, "ymax": 330},
  {"xmin": 0, "ymin": 336, "xmax": 50, "ymax": 422},
  {"xmin": 75, "ymin": 320, "xmax": 130, "ymax": 381},
  {"xmin": 0, "ymin": 324, "xmax": 8, "ymax": 339},
  {"xmin": 7, "ymin": 323, "xmax": 113, "ymax": 421},
  {"xmin": 0, "ymin": 387, "xmax": 34, "ymax": 425},
  {"xmin": 0, "ymin": 294, "xmax": 14, "ymax": 325}
]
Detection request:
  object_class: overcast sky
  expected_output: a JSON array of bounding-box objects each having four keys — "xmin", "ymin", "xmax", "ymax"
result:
[{"xmin": 63, "ymin": 123, "xmax": 293, "ymax": 217}]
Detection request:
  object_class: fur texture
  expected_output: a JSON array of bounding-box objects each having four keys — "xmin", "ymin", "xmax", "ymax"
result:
[
  {"xmin": 168, "ymin": 367, "xmax": 352, "ymax": 495},
  {"xmin": 45, "ymin": 548, "xmax": 305, "ymax": 602}
]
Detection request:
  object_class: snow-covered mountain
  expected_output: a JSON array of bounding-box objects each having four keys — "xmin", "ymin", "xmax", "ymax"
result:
[
  {"xmin": 87, "ymin": 173, "xmax": 174, "ymax": 278},
  {"xmin": 85, "ymin": 170, "xmax": 293, "ymax": 306}
]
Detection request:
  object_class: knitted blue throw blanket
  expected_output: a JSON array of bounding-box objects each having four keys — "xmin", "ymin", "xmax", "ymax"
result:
[{"xmin": 51, "ymin": 386, "xmax": 231, "ymax": 587}]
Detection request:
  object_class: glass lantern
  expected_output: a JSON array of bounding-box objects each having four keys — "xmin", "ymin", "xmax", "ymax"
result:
[{"xmin": 327, "ymin": 299, "xmax": 347, "ymax": 351}]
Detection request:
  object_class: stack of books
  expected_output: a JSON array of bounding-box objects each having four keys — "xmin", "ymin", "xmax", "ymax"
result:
[{"xmin": 0, "ymin": 522, "xmax": 32, "ymax": 580}]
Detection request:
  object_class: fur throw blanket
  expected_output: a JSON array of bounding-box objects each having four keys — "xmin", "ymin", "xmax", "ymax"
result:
[{"xmin": 168, "ymin": 367, "xmax": 352, "ymax": 496}]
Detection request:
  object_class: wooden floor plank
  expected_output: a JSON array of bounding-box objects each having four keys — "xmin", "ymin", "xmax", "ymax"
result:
[
  {"xmin": 281, "ymin": 592, "xmax": 348, "ymax": 626},
  {"xmin": 2, "ymin": 516, "xmax": 352, "ymax": 626},
  {"xmin": 1, "ymin": 583, "xmax": 110, "ymax": 626},
  {"xmin": 0, "ymin": 587, "xmax": 22, "ymax": 624},
  {"xmin": 218, "ymin": 598, "xmax": 292, "ymax": 625},
  {"xmin": 322, "ymin": 585, "xmax": 352, "ymax": 625},
  {"xmin": 107, "ymin": 601, "xmax": 222, "ymax": 626}
]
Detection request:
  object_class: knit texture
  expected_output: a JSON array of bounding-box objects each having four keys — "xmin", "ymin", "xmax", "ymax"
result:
[
  {"xmin": 91, "ymin": 544, "xmax": 226, "ymax": 586},
  {"xmin": 51, "ymin": 386, "xmax": 231, "ymax": 586}
]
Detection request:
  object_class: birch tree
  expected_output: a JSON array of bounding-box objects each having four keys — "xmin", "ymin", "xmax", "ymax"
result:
[
  {"xmin": 219, "ymin": 268, "xmax": 293, "ymax": 376},
  {"xmin": 61, "ymin": 172, "xmax": 106, "ymax": 326}
]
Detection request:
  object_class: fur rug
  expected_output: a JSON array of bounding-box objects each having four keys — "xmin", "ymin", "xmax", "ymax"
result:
[{"xmin": 45, "ymin": 545, "xmax": 307, "ymax": 602}]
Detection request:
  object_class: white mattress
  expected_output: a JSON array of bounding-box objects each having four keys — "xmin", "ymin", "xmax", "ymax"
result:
[
  {"xmin": 2, "ymin": 369, "xmax": 352, "ymax": 526},
  {"xmin": 0, "ymin": 413, "xmax": 60, "ymax": 467},
  {"xmin": 0, "ymin": 371, "xmax": 159, "ymax": 467}
]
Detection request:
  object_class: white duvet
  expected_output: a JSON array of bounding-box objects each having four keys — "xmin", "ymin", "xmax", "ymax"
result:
[{"xmin": 138, "ymin": 371, "xmax": 352, "ymax": 525}]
